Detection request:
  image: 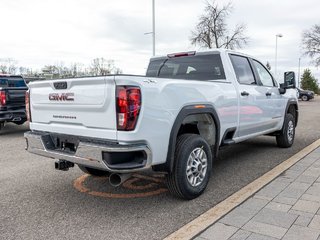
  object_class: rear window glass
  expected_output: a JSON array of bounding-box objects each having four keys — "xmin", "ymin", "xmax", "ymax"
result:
[
  {"xmin": 146, "ymin": 54, "xmax": 226, "ymax": 81},
  {"xmin": 0, "ymin": 78, "xmax": 26, "ymax": 88}
]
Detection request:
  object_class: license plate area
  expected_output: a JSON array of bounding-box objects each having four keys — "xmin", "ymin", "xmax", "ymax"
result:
[{"xmin": 50, "ymin": 134, "xmax": 79, "ymax": 154}]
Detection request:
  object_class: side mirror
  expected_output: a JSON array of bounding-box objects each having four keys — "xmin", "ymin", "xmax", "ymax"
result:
[{"xmin": 284, "ymin": 71, "xmax": 296, "ymax": 89}]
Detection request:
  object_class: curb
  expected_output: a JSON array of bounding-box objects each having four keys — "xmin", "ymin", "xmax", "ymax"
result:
[{"xmin": 164, "ymin": 139, "xmax": 320, "ymax": 240}]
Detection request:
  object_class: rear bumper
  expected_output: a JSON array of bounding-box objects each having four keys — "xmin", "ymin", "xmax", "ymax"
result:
[
  {"xmin": 24, "ymin": 131, "xmax": 152, "ymax": 173},
  {"xmin": 0, "ymin": 109, "xmax": 26, "ymax": 122}
]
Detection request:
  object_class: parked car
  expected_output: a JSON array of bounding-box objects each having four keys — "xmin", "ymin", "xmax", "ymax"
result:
[
  {"xmin": 297, "ymin": 88, "xmax": 314, "ymax": 101},
  {"xmin": 24, "ymin": 49, "xmax": 298, "ymax": 199},
  {"xmin": 0, "ymin": 75, "xmax": 28, "ymax": 131}
]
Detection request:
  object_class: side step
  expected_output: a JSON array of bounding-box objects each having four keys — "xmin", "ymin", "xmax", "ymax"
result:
[
  {"xmin": 222, "ymin": 139, "xmax": 235, "ymax": 146},
  {"xmin": 220, "ymin": 127, "xmax": 236, "ymax": 148}
]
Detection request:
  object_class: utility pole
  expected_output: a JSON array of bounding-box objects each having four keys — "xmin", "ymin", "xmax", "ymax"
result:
[
  {"xmin": 152, "ymin": 0, "xmax": 156, "ymax": 56},
  {"xmin": 298, "ymin": 57, "xmax": 301, "ymax": 88},
  {"xmin": 144, "ymin": 0, "xmax": 156, "ymax": 56},
  {"xmin": 275, "ymin": 33, "xmax": 283, "ymax": 78}
]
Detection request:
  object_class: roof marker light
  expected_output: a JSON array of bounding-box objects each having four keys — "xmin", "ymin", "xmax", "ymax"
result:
[{"xmin": 167, "ymin": 51, "xmax": 196, "ymax": 58}]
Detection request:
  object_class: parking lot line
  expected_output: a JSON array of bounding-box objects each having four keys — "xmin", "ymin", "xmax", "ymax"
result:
[{"xmin": 165, "ymin": 138, "xmax": 320, "ymax": 240}]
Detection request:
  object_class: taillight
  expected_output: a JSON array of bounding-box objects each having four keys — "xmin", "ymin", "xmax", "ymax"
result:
[
  {"xmin": 25, "ymin": 90, "xmax": 32, "ymax": 122},
  {"xmin": 0, "ymin": 91, "xmax": 6, "ymax": 106},
  {"xmin": 116, "ymin": 86, "xmax": 141, "ymax": 131}
]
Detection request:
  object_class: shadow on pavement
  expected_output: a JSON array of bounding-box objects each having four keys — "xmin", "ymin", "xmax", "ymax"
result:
[{"xmin": 0, "ymin": 122, "xmax": 29, "ymax": 137}]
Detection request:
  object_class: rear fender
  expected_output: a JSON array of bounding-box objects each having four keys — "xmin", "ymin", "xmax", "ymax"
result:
[{"xmin": 153, "ymin": 104, "xmax": 220, "ymax": 173}]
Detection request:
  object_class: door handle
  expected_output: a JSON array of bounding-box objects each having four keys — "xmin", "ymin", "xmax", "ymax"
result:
[
  {"xmin": 266, "ymin": 92, "xmax": 272, "ymax": 97},
  {"xmin": 241, "ymin": 91, "xmax": 249, "ymax": 96}
]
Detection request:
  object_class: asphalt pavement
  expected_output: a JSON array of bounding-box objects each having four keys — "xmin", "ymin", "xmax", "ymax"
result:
[{"xmin": 0, "ymin": 97, "xmax": 320, "ymax": 240}]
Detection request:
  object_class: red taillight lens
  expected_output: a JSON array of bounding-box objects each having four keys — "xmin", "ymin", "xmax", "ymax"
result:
[
  {"xmin": 116, "ymin": 86, "xmax": 141, "ymax": 131},
  {"xmin": 0, "ymin": 91, "xmax": 6, "ymax": 106},
  {"xmin": 25, "ymin": 90, "xmax": 31, "ymax": 122}
]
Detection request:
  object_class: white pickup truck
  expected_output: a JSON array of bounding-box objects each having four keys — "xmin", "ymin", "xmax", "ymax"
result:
[{"xmin": 25, "ymin": 49, "xmax": 298, "ymax": 199}]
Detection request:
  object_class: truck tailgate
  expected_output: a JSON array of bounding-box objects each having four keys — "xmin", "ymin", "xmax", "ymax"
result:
[
  {"xmin": 29, "ymin": 76, "xmax": 117, "ymax": 140},
  {"xmin": 6, "ymin": 87, "xmax": 27, "ymax": 106}
]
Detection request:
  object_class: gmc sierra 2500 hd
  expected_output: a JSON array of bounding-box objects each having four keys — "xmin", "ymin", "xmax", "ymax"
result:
[{"xmin": 24, "ymin": 49, "xmax": 298, "ymax": 199}]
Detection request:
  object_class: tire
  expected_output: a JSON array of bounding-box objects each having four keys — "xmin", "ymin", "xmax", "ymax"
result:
[
  {"xmin": 165, "ymin": 134, "xmax": 212, "ymax": 200},
  {"xmin": 78, "ymin": 165, "xmax": 110, "ymax": 176},
  {"xmin": 301, "ymin": 95, "xmax": 309, "ymax": 101},
  {"xmin": 0, "ymin": 122, "xmax": 4, "ymax": 131},
  {"xmin": 276, "ymin": 113, "xmax": 295, "ymax": 148}
]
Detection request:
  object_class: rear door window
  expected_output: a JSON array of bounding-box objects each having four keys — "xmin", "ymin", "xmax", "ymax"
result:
[
  {"xmin": 146, "ymin": 54, "xmax": 226, "ymax": 81},
  {"xmin": 230, "ymin": 55, "xmax": 256, "ymax": 85}
]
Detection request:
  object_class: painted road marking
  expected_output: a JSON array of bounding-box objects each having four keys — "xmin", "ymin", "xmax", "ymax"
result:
[
  {"xmin": 165, "ymin": 138, "xmax": 320, "ymax": 240},
  {"xmin": 73, "ymin": 173, "xmax": 168, "ymax": 199}
]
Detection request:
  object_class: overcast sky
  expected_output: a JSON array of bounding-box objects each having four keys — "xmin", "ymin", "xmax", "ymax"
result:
[{"xmin": 1, "ymin": 0, "xmax": 319, "ymax": 81}]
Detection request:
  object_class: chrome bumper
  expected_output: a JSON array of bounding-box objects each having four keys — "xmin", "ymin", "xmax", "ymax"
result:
[{"xmin": 24, "ymin": 131, "xmax": 152, "ymax": 173}]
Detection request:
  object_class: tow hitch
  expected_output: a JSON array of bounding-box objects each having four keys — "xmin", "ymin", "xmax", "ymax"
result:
[{"xmin": 55, "ymin": 160, "xmax": 74, "ymax": 171}]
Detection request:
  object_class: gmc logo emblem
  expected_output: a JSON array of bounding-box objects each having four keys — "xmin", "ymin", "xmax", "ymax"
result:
[{"xmin": 49, "ymin": 93, "xmax": 74, "ymax": 101}]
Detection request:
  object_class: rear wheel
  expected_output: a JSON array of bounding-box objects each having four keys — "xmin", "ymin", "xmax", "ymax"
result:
[
  {"xmin": 78, "ymin": 165, "xmax": 110, "ymax": 176},
  {"xmin": 165, "ymin": 134, "xmax": 212, "ymax": 200},
  {"xmin": 276, "ymin": 113, "xmax": 295, "ymax": 148}
]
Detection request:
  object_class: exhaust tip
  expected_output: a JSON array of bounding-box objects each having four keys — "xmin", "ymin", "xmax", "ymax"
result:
[
  {"xmin": 109, "ymin": 173, "xmax": 131, "ymax": 187},
  {"xmin": 12, "ymin": 117, "xmax": 22, "ymax": 122},
  {"xmin": 109, "ymin": 174, "xmax": 122, "ymax": 187}
]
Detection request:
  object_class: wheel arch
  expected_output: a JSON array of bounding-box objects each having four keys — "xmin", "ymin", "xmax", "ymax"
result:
[
  {"xmin": 285, "ymin": 99, "xmax": 299, "ymax": 127},
  {"xmin": 153, "ymin": 104, "xmax": 220, "ymax": 173}
]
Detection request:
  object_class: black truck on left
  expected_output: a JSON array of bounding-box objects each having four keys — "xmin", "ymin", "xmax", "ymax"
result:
[{"xmin": 0, "ymin": 75, "xmax": 28, "ymax": 131}]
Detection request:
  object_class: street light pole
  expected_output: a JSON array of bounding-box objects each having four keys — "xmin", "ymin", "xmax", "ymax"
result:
[
  {"xmin": 298, "ymin": 57, "xmax": 301, "ymax": 88},
  {"xmin": 275, "ymin": 33, "xmax": 283, "ymax": 78},
  {"xmin": 152, "ymin": 0, "xmax": 155, "ymax": 56}
]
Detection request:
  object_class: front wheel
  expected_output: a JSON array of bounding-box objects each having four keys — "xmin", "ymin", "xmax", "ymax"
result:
[
  {"xmin": 165, "ymin": 134, "xmax": 212, "ymax": 200},
  {"xmin": 276, "ymin": 113, "xmax": 295, "ymax": 148},
  {"xmin": 301, "ymin": 95, "xmax": 309, "ymax": 101}
]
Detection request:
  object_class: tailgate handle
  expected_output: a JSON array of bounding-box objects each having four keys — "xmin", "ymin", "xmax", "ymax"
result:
[{"xmin": 54, "ymin": 82, "xmax": 67, "ymax": 90}]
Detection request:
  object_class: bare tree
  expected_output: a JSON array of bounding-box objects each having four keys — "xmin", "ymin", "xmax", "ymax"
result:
[
  {"xmin": 8, "ymin": 65, "xmax": 17, "ymax": 74},
  {"xmin": 0, "ymin": 58, "xmax": 18, "ymax": 74},
  {"xmin": 91, "ymin": 58, "xmax": 108, "ymax": 76},
  {"xmin": 43, "ymin": 65, "xmax": 59, "ymax": 74},
  {"xmin": 0, "ymin": 65, "xmax": 7, "ymax": 74},
  {"xmin": 90, "ymin": 58, "xmax": 122, "ymax": 76},
  {"xmin": 190, "ymin": 1, "xmax": 248, "ymax": 49},
  {"xmin": 302, "ymin": 24, "xmax": 320, "ymax": 66},
  {"xmin": 70, "ymin": 62, "xmax": 85, "ymax": 77},
  {"xmin": 266, "ymin": 62, "xmax": 271, "ymax": 71}
]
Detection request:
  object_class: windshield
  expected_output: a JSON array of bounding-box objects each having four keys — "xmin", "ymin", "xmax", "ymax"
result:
[{"xmin": 146, "ymin": 54, "xmax": 226, "ymax": 81}]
